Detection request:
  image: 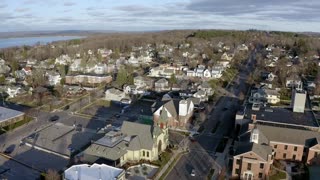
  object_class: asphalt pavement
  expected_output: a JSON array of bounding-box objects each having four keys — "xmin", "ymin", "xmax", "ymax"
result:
[{"xmin": 166, "ymin": 51, "xmax": 255, "ymax": 179}]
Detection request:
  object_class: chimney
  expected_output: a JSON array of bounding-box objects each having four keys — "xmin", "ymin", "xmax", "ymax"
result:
[
  {"xmin": 292, "ymin": 90, "xmax": 306, "ymax": 113},
  {"xmin": 250, "ymin": 128, "xmax": 259, "ymax": 144}
]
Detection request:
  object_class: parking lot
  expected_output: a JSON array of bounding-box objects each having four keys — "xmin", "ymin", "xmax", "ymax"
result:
[{"xmin": 0, "ymin": 155, "xmax": 40, "ymax": 180}]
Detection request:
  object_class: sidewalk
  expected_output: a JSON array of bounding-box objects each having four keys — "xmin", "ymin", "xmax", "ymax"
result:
[
  {"xmin": 211, "ymin": 138, "xmax": 233, "ymax": 180},
  {"xmin": 154, "ymin": 150, "xmax": 181, "ymax": 180}
]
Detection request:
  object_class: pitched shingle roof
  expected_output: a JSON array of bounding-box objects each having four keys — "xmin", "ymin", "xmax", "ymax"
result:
[
  {"xmin": 121, "ymin": 121, "xmax": 154, "ymax": 150},
  {"xmin": 257, "ymin": 124, "xmax": 320, "ymax": 146}
]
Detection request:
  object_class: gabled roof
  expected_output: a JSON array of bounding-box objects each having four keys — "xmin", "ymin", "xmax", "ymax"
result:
[
  {"xmin": 121, "ymin": 121, "xmax": 154, "ymax": 150},
  {"xmin": 235, "ymin": 142, "xmax": 272, "ymax": 161}
]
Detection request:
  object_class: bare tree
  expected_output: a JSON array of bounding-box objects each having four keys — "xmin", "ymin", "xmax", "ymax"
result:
[{"xmin": 45, "ymin": 169, "xmax": 60, "ymax": 180}]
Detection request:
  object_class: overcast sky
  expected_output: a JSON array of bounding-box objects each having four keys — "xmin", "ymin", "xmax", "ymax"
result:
[{"xmin": 0, "ymin": 0, "xmax": 319, "ymax": 32}]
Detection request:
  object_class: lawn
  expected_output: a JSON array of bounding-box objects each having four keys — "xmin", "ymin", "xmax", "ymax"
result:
[
  {"xmin": 152, "ymin": 151, "xmax": 172, "ymax": 168},
  {"xmin": 1, "ymin": 116, "xmax": 33, "ymax": 133},
  {"xmin": 269, "ymin": 170, "xmax": 286, "ymax": 180}
]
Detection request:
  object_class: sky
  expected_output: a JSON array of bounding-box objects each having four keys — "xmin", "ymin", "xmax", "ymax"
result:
[{"xmin": 0, "ymin": 0, "xmax": 320, "ymax": 32}]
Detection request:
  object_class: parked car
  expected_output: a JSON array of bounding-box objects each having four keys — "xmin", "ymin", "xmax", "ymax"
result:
[
  {"xmin": 190, "ymin": 169, "xmax": 196, "ymax": 176},
  {"xmin": 4, "ymin": 145, "xmax": 15, "ymax": 154},
  {"xmin": 49, "ymin": 115, "xmax": 59, "ymax": 121}
]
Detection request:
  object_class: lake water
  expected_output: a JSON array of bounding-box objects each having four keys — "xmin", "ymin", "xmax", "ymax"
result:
[{"xmin": 0, "ymin": 36, "xmax": 85, "ymax": 49}]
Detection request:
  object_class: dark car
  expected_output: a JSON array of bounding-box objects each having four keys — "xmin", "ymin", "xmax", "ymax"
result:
[
  {"xmin": 4, "ymin": 145, "xmax": 15, "ymax": 154},
  {"xmin": 49, "ymin": 115, "xmax": 59, "ymax": 121}
]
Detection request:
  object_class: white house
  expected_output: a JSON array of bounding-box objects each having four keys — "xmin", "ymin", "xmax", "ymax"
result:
[
  {"xmin": 6, "ymin": 86, "xmax": 24, "ymax": 98},
  {"xmin": 211, "ymin": 66, "xmax": 224, "ymax": 79},
  {"xmin": 55, "ymin": 55, "xmax": 71, "ymax": 65},
  {"xmin": 203, "ymin": 69, "xmax": 211, "ymax": 78},
  {"xmin": 155, "ymin": 78, "xmax": 169, "ymax": 92},
  {"xmin": 93, "ymin": 63, "xmax": 107, "ymax": 75},
  {"xmin": 46, "ymin": 71, "xmax": 61, "ymax": 86},
  {"xmin": 221, "ymin": 52, "xmax": 234, "ymax": 61},
  {"xmin": 193, "ymin": 90, "xmax": 208, "ymax": 102},
  {"xmin": 105, "ymin": 88, "xmax": 128, "ymax": 102},
  {"xmin": 69, "ymin": 59, "xmax": 83, "ymax": 72},
  {"xmin": 286, "ymin": 75, "xmax": 302, "ymax": 90}
]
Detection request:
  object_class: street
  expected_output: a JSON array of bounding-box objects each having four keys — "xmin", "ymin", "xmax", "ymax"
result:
[{"xmin": 166, "ymin": 51, "xmax": 255, "ymax": 180}]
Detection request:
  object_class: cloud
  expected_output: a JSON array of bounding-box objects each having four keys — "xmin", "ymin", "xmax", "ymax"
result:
[
  {"xmin": 185, "ymin": 0, "xmax": 320, "ymax": 21},
  {"xmin": 15, "ymin": 8, "xmax": 30, "ymax": 13},
  {"xmin": 0, "ymin": 4, "xmax": 7, "ymax": 9},
  {"xmin": 64, "ymin": 2, "xmax": 76, "ymax": 6}
]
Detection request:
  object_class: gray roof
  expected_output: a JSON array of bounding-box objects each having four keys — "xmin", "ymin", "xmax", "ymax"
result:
[
  {"xmin": 156, "ymin": 78, "xmax": 168, "ymax": 84},
  {"xmin": 0, "ymin": 107, "xmax": 24, "ymax": 123},
  {"xmin": 85, "ymin": 141, "xmax": 128, "ymax": 161},
  {"xmin": 121, "ymin": 121, "xmax": 154, "ymax": 150},
  {"xmin": 106, "ymin": 88, "xmax": 123, "ymax": 95},
  {"xmin": 244, "ymin": 104, "xmax": 318, "ymax": 127},
  {"xmin": 257, "ymin": 124, "xmax": 320, "ymax": 146},
  {"xmin": 235, "ymin": 142, "xmax": 272, "ymax": 161}
]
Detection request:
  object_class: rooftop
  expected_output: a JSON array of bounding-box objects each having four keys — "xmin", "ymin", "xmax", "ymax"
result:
[
  {"xmin": 244, "ymin": 104, "xmax": 318, "ymax": 128},
  {"xmin": 64, "ymin": 163, "xmax": 124, "ymax": 180},
  {"xmin": 0, "ymin": 107, "xmax": 25, "ymax": 123}
]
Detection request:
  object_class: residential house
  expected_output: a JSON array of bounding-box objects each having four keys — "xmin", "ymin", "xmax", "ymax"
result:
[
  {"xmin": 55, "ymin": 55, "xmax": 71, "ymax": 65},
  {"xmin": 195, "ymin": 65, "xmax": 205, "ymax": 77},
  {"xmin": 0, "ymin": 59, "xmax": 10, "ymax": 75},
  {"xmin": 46, "ymin": 71, "xmax": 61, "ymax": 86},
  {"xmin": 15, "ymin": 70, "xmax": 27, "ymax": 80},
  {"xmin": 193, "ymin": 90, "xmax": 208, "ymax": 102},
  {"xmin": 155, "ymin": 78, "xmax": 169, "ymax": 92},
  {"xmin": 221, "ymin": 52, "xmax": 234, "ymax": 61},
  {"xmin": 124, "ymin": 85, "xmax": 145, "ymax": 95},
  {"xmin": 133, "ymin": 76, "xmax": 154, "ymax": 90},
  {"xmin": 286, "ymin": 74, "xmax": 303, "ymax": 90},
  {"xmin": 237, "ymin": 44, "xmax": 249, "ymax": 51},
  {"xmin": 249, "ymin": 86, "xmax": 280, "ymax": 105},
  {"xmin": 22, "ymin": 67, "xmax": 32, "ymax": 76},
  {"xmin": 6, "ymin": 86, "xmax": 25, "ymax": 98},
  {"xmin": 69, "ymin": 59, "xmax": 83, "ymax": 72},
  {"xmin": 26, "ymin": 59, "xmax": 38, "ymax": 67},
  {"xmin": 63, "ymin": 164, "xmax": 125, "ymax": 180},
  {"xmin": 153, "ymin": 98, "xmax": 194, "ymax": 129},
  {"xmin": 98, "ymin": 48, "xmax": 113, "ymax": 58},
  {"xmin": 105, "ymin": 88, "xmax": 130, "ymax": 103},
  {"xmin": 65, "ymin": 75, "xmax": 112, "ymax": 85},
  {"xmin": 82, "ymin": 121, "xmax": 168, "ymax": 166},
  {"xmin": 93, "ymin": 63, "xmax": 107, "ymax": 75},
  {"xmin": 211, "ymin": 65, "xmax": 224, "ymax": 79},
  {"xmin": 198, "ymin": 82, "xmax": 214, "ymax": 96},
  {"xmin": 203, "ymin": 69, "xmax": 211, "ymax": 78}
]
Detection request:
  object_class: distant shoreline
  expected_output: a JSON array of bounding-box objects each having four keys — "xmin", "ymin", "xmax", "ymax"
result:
[{"xmin": 0, "ymin": 36, "xmax": 86, "ymax": 49}]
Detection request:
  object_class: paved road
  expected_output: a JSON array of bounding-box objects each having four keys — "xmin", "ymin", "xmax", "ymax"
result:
[
  {"xmin": 0, "ymin": 155, "xmax": 40, "ymax": 180},
  {"xmin": 166, "ymin": 51, "xmax": 256, "ymax": 179}
]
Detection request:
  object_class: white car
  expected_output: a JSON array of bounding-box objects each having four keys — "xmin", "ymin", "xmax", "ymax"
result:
[{"xmin": 191, "ymin": 169, "xmax": 195, "ymax": 176}]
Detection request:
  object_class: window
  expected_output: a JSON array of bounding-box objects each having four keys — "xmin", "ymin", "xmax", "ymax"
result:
[
  {"xmin": 247, "ymin": 163, "xmax": 251, "ymax": 170},
  {"xmin": 259, "ymin": 173, "xmax": 263, "ymax": 178},
  {"xmin": 284, "ymin": 145, "xmax": 288, "ymax": 150},
  {"xmin": 260, "ymin": 163, "xmax": 264, "ymax": 169},
  {"xmin": 142, "ymin": 151, "xmax": 145, "ymax": 157},
  {"xmin": 294, "ymin": 146, "xmax": 297, "ymax": 151},
  {"xmin": 235, "ymin": 169, "xmax": 240, "ymax": 174},
  {"xmin": 283, "ymin": 153, "xmax": 287, "ymax": 159},
  {"xmin": 274, "ymin": 144, "xmax": 277, "ymax": 149},
  {"xmin": 147, "ymin": 151, "xmax": 149, "ymax": 157},
  {"xmin": 293, "ymin": 155, "xmax": 296, "ymax": 160},
  {"xmin": 315, "ymin": 152, "xmax": 319, "ymax": 158},
  {"xmin": 236, "ymin": 159, "xmax": 240, "ymax": 165}
]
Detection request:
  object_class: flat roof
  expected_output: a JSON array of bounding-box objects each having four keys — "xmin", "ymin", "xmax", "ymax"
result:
[
  {"xmin": 244, "ymin": 104, "xmax": 318, "ymax": 128},
  {"xmin": 23, "ymin": 123, "xmax": 99, "ymax": 157},
  {"xmin": 0, "ymin": 107, "xmax": 24, "ymax": 123},
  {"xmin": 64, "ymin": 163, "xmax": 124, "ymax": 180}
]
